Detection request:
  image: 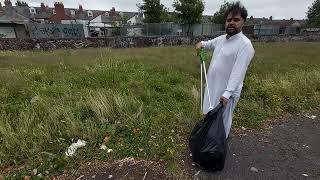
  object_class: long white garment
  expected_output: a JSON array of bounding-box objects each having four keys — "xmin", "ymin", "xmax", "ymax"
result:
[{"xmin": 201, "ymin": 31, "xmax": 255, "ymax": 137}]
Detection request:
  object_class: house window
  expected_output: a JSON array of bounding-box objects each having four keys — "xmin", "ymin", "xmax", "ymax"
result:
[
  {"xmin": 70, "ymin": 10, "xmax": 75, "ymax": 16},
  {"xmin": 29, "ymin": 7, "xmax": 36, "ymax": 14},
  {"xmin": 53, "ymin": 9, "xmax": 56, "ymax": 14},
  {"xmin": 105, "ymin": 12, "xmax": 109, "ymax": 16},
  {"xmin": 87, "ymin": 11, "xmax": 93, "ymax": 17}
]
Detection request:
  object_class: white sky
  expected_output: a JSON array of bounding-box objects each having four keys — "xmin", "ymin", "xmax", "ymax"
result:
[{"xmin": 3, "ymin": 0, "xmax": 315, "ymax": 19}]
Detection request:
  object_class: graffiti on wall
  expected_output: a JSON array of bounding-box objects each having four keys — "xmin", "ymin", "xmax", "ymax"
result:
[{"xmin": 27, "ymin": 24, "xmax": 85, "ymax": 39}]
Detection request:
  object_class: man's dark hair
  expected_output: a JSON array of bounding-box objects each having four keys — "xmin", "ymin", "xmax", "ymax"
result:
[{"xmin": 224, "ymin": 1, "xmax": 248, "ymax": 22}]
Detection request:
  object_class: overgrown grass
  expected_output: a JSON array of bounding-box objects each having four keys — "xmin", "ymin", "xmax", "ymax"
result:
[{"xmin": 0, "ymin": 43, "xmax": 319, "ymax": 178}]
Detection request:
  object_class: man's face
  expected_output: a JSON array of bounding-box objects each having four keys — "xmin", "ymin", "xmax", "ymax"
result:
[{"xmin": 225, "ymin": 12, "xmax": 245, "ymax": 36}]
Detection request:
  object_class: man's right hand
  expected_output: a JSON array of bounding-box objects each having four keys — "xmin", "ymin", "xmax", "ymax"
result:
[{"xmin": 195, "ymin": 42, "xmax": 202, "ymax": 56}]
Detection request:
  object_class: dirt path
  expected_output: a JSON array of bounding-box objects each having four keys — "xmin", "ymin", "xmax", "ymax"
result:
[
  {"xmin": 54, "ymin": 112, "xmax": 320, "ymax": 180},
  {"xmin": 185, "ymin": 112, "xmax": 320, "ymax": 180}
]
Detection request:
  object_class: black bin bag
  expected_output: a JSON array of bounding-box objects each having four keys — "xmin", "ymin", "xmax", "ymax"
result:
[{"xmin": 189, "ymin": 102, "xmax": 227, "ymax": 171}]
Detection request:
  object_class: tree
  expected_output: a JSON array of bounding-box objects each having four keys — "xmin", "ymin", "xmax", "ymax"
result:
[
  {"xmin": 307, "ymin": 0, "xmax": 320, "ymax": 26},
  {"xmin": 173, "ymin": 0, "xmax": 204, "ymax": 24},
  {"xmin": 15, "ymin": 0, "xmax": 28, "ymax": 6},
  {"xmin": 211, "ymin": 1, "xmax": 231, "ymax": 24},
  {"xmin": 137, "ymin": 0, "xmax": 168, "ymax": 23},
  {"xmin": 164, "ymin": 12, "xmax": 179, "ymax": 23},
  {"xmin": 120, "ymin": 14, "xmax": 129, "ymax": 24}
]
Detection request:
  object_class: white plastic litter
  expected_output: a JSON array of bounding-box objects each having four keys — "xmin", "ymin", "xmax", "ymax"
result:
[
  {"xmin": 100, "ymin": 145, "xmax": 107, "ymax": 150},
  {"xmin": 65, "ymin": 139, "xmax": 87, "ymax": 157},
  {"xmin": 302, "ymin": 174, "xmax": 309, "ymax": 177},
  {"xmin": 107, "ymin": 149, "xmax": 113, "ymax": 153},
  {"xmin": 305, "ymin": 114, "xmax": 317, "ymax": 120},
  {"xmin": 303, "ymin": 144, "xmax": 310, "ymax": 149},
  {"xmin": 32, "ymin": 169, "xmax": 38, "ymax": 176},
  {"xmin": 250, "ymin": 167, "xmax": 259, "ymax": 173}
]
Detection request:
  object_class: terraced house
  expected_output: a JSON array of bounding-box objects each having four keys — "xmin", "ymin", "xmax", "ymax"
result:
[
  {"xmin": 0, "ymin": 0, "xmax": 143, "ymax": 38},
  {"xmin": 0, "ymin": 0, "xmax": 310, "ymax": 39}
]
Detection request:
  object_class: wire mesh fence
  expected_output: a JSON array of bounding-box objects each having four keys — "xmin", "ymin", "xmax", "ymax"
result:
[
  {"xmin": 120, "ymin": 23, "xmax": 224, "ymax": 37},
  {"xmin": 50, "ymin": 21, "xmax": 319, "ymax": 38}
]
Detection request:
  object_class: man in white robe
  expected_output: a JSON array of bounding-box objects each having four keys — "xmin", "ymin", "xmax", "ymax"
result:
[{"xmin": 195, "ymin": 1, "xmax": 255, "ymax": 138}]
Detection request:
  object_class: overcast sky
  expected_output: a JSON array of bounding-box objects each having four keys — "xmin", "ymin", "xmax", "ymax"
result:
[{"xmin": 2, "ymin": 0, "xmax": 315, "ymax": 19}]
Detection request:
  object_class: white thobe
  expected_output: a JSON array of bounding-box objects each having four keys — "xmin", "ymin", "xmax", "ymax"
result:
[{"xmin": 201, "ymin": 31, "xmax": 255, "ymax": 137}]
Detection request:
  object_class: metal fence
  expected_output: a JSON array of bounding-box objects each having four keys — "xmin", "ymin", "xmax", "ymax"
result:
[
  {"xmin": 254, "ymin": 25, "xmax": 280, "ymax": 35},
  {"xmin": 248, "ymin": 25, "xmax": 302, "ymax": 36},
  {"xmin": 120, "ymin": 23, "xmax": 224, "ymax": 37},
  {"xmin": 119, "ymin": 23, "xmax": 306, "ymax": 37}
]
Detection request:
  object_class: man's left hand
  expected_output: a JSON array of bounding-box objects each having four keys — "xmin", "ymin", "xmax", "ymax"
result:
[{"xmin": 220, "ymin": 96, "xmax": 229, "ymax": 107}]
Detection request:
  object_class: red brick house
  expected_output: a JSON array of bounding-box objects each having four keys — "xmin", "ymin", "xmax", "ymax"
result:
[{"xmin": 48, "ymin": 2, "xmax": 73, "ymax": 23}]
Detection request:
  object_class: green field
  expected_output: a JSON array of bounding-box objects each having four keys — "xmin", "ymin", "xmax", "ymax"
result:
[{"xmin": 1, "ymin": 42, "xmax": 320, "ymax": 178}]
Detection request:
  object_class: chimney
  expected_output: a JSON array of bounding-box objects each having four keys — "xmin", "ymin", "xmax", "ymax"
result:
[
  {"xmin": 269, "ymin": 16, "xmax": 273, "ymax": 20},
  {"xmin": 4, "ymin": 0, "xmax": 12, "ymax": 7},
  {"xmin": 110, "ymin": 7, "xmax": 115, "ymax": 16},
  {"xmin": 54, "ymin": 2, "xmax": 65, "ymax": 16},
  {"xmin": 79, "ymin": 5, "xmax": 83, "ymax": 13},
  {"xmin": 41, "ymin": 3, "xmax": 46, "ymax": 11}
]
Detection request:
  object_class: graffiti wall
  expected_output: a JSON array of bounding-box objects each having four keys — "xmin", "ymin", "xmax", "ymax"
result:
[{"xmin": 27, "ymin": 24, "xmax": 85, "ymax": 39}]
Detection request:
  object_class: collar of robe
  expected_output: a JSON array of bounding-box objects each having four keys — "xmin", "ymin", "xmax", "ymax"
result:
[{"xmin": 226, "ymin": 31, "xmax": 243, "ymax": 40}]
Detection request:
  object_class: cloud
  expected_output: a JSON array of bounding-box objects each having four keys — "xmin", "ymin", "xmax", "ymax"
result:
[{"xmin": 3, "ymin": 0, "xmax": 312, "ymax": 19}]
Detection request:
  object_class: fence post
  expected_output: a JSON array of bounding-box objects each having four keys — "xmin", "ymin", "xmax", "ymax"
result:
[
  {"xmin": 104, "ymin": 23, "xmax": 107, "ymax": 46},
  {"xmin": 171, "ymin": 23, "xmax": 173, "ymax": 36},
  {"xmin": 202, "ymin": 23, "xmax": 204, "ymax": 36},
  {"xmin": 146, "ymin": 23, "xmax": 148, "ymax": 36}
]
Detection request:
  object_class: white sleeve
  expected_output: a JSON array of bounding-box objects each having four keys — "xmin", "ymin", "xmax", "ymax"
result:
[
  {"xmin": 222, "ymin": 44, "xmax": 255, "ymax": 99},
  {"xmin": 201, "ymin": 36, "xmax": 219, "ymax": 49}
]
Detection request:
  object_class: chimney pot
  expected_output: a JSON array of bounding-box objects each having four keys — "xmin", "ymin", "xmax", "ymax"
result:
[
  {"xmin": 54, "ymin": 2, "xmax": 66, "ymax": 16},
  {"xmin": 4, "ymin": 0, "xmax": 12, "ymax": 7},
  {"xmin": 41, "ymin": 3, "xmax": 46, "ymax": 11},
  {"xmin": 79, "ymin": 5, "xmax": 83, "ymax": 12},
  {"xmin": 110, "ymin": 7, "xmax": 116, "ymax": 16}
]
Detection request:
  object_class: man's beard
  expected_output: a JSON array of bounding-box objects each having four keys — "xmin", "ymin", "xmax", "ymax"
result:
[{"xmin": 226, "ymin": 27, "xmax": 239, "ymax": 37}]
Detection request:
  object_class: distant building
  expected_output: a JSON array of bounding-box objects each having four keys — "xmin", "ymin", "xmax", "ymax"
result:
[
  {"xmin": 244, "ymin": 16, "xmax": 307, "ymax": 35},
  {"xmin": 0, "ymin": 0, "xmax": 311, "ymax": 38},
  {"xmin": 0, "ymin": 1, "xmax": 29, "ymax": 38},
  {"xmin": 126, "ymin": 13, "xmax": 144, "ymax": 25}
]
